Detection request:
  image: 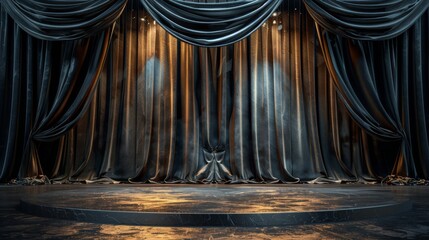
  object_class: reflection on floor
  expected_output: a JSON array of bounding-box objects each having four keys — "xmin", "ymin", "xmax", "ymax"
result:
[
  {"xmin": 1, "ymin": 184, "xmax": 429, "ymax": 239},
  {"xmin": 18, "ymin": 185, "xmax": 411, "ymax": 227}
]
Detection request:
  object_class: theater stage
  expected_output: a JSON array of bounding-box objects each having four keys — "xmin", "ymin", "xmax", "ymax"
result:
[{"xmin": 1, "ymin": 184, "xmax": 429, "ymax": 239}]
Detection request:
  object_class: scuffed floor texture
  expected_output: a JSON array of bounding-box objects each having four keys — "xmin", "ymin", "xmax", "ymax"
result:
[{"xmin": 1, "ymin": 184, "xmax": 429, "ymax": 239}]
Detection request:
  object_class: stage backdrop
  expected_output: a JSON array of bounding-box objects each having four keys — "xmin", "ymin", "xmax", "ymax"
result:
[{"xmin": 0, "ymin": 0, "xmax": 428, "ymax": 183}]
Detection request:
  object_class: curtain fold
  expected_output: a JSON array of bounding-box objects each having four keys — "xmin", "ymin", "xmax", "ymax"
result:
[
  {"xmin": 2, "ymin": 0, "xmax": 428, "ymax": 183},
  {"xmin": 140, "ymin": 0, "xmax": 283, "ymax": 47},
  {"xmin": 1, "ymin": 0, "xmax": 127, "ymax": 40},
  {"xmin": 303, "ymin": 0, "xmax": 429, "ymax": 40},
  {"xmin": 60, "ymin": 0, "xmax": 358, "ymax": 183},
  {"xmin": 0, "ymin": 5, "xmax": 113, "ymax": 180},
  {"xmin": 314, "ymin": 9, "xmax": 429, "ymax": 177}
]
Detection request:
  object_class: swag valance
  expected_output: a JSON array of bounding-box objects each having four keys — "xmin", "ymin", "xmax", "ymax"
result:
[
  {"xmin": 303, "ymin": 0, "xmax": 429, "ymax": 40},
  {"xmin": 140, "ymin": 0, "xmax": 283, "ymax": 47},
  {"xmin": 1, "ymin": 0, "xmax": 127, "ymax": 40},
  {"xmin": 2, "ymin": 0, "xmax": 428, "ymax": 43}
]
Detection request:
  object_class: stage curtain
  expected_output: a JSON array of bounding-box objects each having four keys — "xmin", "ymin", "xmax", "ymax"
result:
[
  {"xmin": 140, "ymin": 0, "xmax": 282, "ymax": 47},
  {"xmin": 303, "ymin": 0, "xmax": 429, "ymax": 40},
  {"xmin": 51, "ymin": 0, "xmax": 384, "ymax": 183},
  {"xmin": 0, "ymin": 0, "xmax": 127, "ymax": 40},
  {"xmin": 0, "ymin": 5, "xmax": 114, "ymax": 180},
  {"xmin": 2, "ymin": 0, "xmax": 427, "ymax": 183},
  {"xmin": 305, "ymin": 2, "xmax": 429, "ymax": 177}
]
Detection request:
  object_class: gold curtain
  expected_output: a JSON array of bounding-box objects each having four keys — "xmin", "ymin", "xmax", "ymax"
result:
[{"xmin": 49, "ymin": 0, "xmax": 392, "ymax": 183}]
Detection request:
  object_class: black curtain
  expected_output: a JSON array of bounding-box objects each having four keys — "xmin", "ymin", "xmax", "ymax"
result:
[
  {"xmin": 140, "ymin": 0, "xmax": 282, "ymax": 47},
  {"xmin": 304, "ymin": 0, "xmax": 429, "ymax": 178},
  {"xmin": 50, "ymin": 0, "xmax": 384, "ymax": 183},
  {"xmin": 0, "ymin": 2, "xmax": 125, "ymax": 181},
  {"xmin": 1, "ymin": 0, "xmax": 428, "ymax": 183},
  {"xmin": 1, "ymin": 0, "xmax": 127, "ymax": 40},
  {"xmin": 304, "ymin": 0, "xmax": 429, "ymax": 40}
]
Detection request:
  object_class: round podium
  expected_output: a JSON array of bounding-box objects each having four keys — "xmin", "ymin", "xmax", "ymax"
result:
[{"xmin": 19, "ymin": 185, "xmax": 411, "ymax": 227}]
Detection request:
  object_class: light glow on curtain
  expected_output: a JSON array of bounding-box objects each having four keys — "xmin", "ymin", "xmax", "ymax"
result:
[
  {"xmin": 52, "ymin": 0, "xmax": 384, "ymax": 183},
  {"xmin": 1, "ymin": 0, "xmax": 428, "ymax": 183},
  {"xmin": 56, "ymin": 2, "xmax": 358, "ymax": 183}
]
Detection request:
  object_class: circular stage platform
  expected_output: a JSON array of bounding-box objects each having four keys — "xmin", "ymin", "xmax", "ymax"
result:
[{"xmin": 19, "ymin": 185, "xmax": 411, "ymax": 227}]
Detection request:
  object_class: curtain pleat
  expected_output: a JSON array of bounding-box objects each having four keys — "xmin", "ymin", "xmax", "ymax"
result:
[
  {"xmin": 2, "ymin": 0, "xmax": 428, "ymax": 183},
  {"xmin": 1, "ymin": 0, "xmax": 127, "ymax": 40},
  {"xmin": 62, "ymin": 0, "xmax": 370, "ymax": 183},
  {"xmin": 0, "ymin": 4, "xmax": 113, "ymax": 180},
  {"xmin": 140, "ymin": 0, "xmax": 283, "ymax": 47},
  {"xmin": 174, "ymin": 44, "xmax": 200, "ymax": 182},
  {"xmin": 303, "ymin": 0, "xmax": 429, "ymax": 40},
  {"xmin": 403, "ymin": 11, "xmax": 429, "ymax": 177},
  {"xmin": 314, "ymin": 9, "xmax": 429, "ymax": 178}
]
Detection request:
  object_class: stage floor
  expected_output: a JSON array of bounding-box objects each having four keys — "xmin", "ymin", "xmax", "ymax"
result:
[{"xmin": 1, "ymin": 184, "xmax": 429, "ymax": 239}]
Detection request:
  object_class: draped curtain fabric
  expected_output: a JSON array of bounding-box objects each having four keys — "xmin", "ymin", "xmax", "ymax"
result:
[
  {"xmin": 0, "ymin": 2, "xmax": 124, "ymax": 181},
  {"xmin": 140, "ymin": 0, "xmax": 283, "ymax": 47},
  {"xmin": 303, "ymin": 0, "xmax": 429, "ymax": 40},
  {"xmin": 1, "ymin": 0, "xmax": 428, "ymax": 183},
  {"xmin": 1, "ymin": 0, "xmax": 127, "ymax": 40},
  {"xmin": 54, "ymin": 0, "xmax": 382, "ymax": 183},
  {"xmin": 304, "ymin": 0, "xmax": 429, "ymax": 178}
]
